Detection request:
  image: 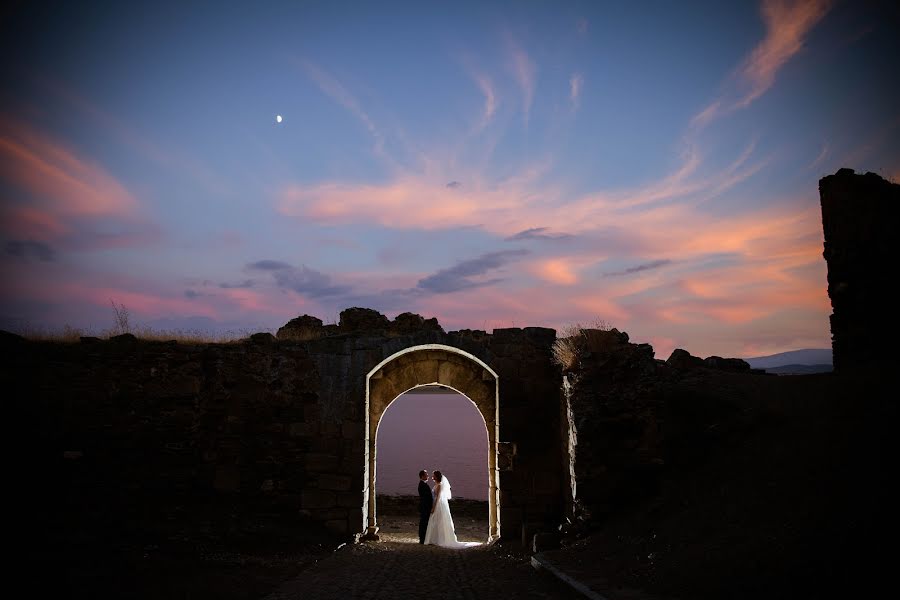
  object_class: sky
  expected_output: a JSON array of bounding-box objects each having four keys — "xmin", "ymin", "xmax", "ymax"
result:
[
  {"xmin": 377, "ymin": 390, "xmax": 488, "ymax": 499},
  {"xmin": 1, "ymin": 0, "xmax": 898, "ymax": 358}
]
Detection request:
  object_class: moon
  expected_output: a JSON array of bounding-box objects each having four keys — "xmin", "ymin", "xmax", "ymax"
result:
[{"xmin": 276, "ymin": 114, "xmax": 283, "ymax": 123}]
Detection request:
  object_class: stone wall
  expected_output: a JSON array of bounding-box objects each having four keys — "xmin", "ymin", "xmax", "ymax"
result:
[
  {"xmin": 10, "ymin": 304, "xmax": 781, "ymax": 559},
  {"xmin": 559, "ymin": 332, "xmax": 764, "ymax": 529},
  {"xmin": 7, "ymin": 308, "xmax": 566, "ymax": 551},
  {"xmin": 10, "ymin": 330, "xmax": 330, "ymax": 553},
  {"xmin": 819, "ymin": 168, "xmax": 899, "ymax": 372}
]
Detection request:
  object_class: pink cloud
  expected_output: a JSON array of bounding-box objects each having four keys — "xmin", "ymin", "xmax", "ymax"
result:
[
  {"xmin": 0, "ymin": 117, "xmax": 139, "ymax": 217},
  {"xmin": 0, "ymin": 118, "xmax": 163, "ymax": 251},
  {"xmin": 279, "ymin": 179, "xmax": 510, "ymax": 231},
  {"xmin": 0, "ymin": 205, "xmax": 69, "ymax": 240},
  {"xmin": 531, "ymin": 258, "xmax": 579, "ymax": 285},
  {"xmin": 277, "ymin": 151, "xmax": 715, "ymax": 237},
  {"xmin": 220, "ymin": 287, "xmax": 302, "ymax": 315},
  {"xmin": 691, "ymin": 0, "xmax": 831, "ymax": 128},
  {"xmin": 5, "ymin": 272, "xmax": 220, "ymax": 321},
  {"xmin": 740, "ymin": 0, "xmax": 832, "ymax": 107}
]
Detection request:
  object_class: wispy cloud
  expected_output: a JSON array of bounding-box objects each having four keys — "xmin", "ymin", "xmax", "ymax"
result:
[
  {"xmin": 298, "ymin": 59, "xmax": 385, "ymax": 153},
  {"xmin": 569, "ymin": 73, "xmax": 583, "ymax": 110},
  {"xmin": 4, "ymin": 240, "xmax": 56, "ymax": 262},
  {"xmin": 219, "ymin": 279, "xmax": 255, "ymax": 289},
  {"xmin": 473, "ymin": 73, "xmax": 498, "ymax": 131},
  {"xmin": 0, "ymin": 118, "xmax": 161, "ymax": 251},
  {"xmin": 247, "ymin": 260, "xmax": 350, "ymax": 298},
  {"xmin": 807, "ymin": 142, "xmax": 830, "ymax": 170},
  {"xmin": 576, "ymin": 18, "xmax": 589, "ymax": 35},
  {"xmin": 35, "ymin": 76, "xmax": 227, "ymax": 194},
  {"xmin": 604, "ymin": 259, "xmax": 672, "ymax": 277},
  {"xmin": 276, "ymin": 139, "xmax": 766, "ymax": 239},
  {"xmin": 279, "ymin": 178, "xmax": 497, "ymax": 231},
  {"xmin": 505, "ymin": 227, "xmax": 574, "ymax": 242},
  {"xmin": 247, "ymin": 259, "xmax": 292, "ymax": 271},
  {"xmin": 505, "ymin": 34, "xmax": 536, "ymax": 125},
  {"xmin": 691, "ymin": 0, "xmax": 832, "ymax": 128},
  {"xmin": 0, "ymin": 117, "xmax": 139, "ymax": 217},
  {"xmin": 417, "ymin": 250, "xmax": 529, "ymax": 293}
]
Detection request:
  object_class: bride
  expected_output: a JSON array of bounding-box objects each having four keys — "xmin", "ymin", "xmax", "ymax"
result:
[{"xmin": 423, "ymin": 470, "xmax": 479, "ymax": 548}]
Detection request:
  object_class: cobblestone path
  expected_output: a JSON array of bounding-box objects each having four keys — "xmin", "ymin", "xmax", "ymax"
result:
[{"xmin": 266, "ymin": 539, "xmax": 582, "ymax": 600}]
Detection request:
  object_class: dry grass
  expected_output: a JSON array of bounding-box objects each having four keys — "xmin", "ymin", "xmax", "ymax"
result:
[
  {"xmin": 275, "ymin": 326, "xmax": 323, "ymax": 342},
  {"xmin": 8, "ymin": 301, "xmax": 268, "ymax": 344},
  {"xmin": 14, "ymin": 324, "xmax": 264, "ymax": 344},
  {"xmin": 552, "ymin": 319, "xmax": 614, "ymax": 370}
]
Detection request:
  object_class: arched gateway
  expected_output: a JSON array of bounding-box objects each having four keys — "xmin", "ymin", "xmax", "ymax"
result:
[{"xmin": 363, "ymin": 345, "xmax": 500, "ymax": 540}]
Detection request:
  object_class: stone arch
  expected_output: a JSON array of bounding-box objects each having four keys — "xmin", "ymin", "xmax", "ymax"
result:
[{"xmin": 364, "ymin": 344, "xmax": 500, "ymax": 540}]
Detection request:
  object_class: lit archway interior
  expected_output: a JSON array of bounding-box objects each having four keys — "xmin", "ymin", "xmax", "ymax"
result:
[
  {"xmin": 375, "ymin": 387, "xmax": 489, "ymax": 541},
  {"xmin": 364, "ymin": 345, "xmax": 499, "ymax": 540}
]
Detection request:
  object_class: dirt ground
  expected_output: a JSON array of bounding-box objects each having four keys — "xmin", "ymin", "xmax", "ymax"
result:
[
  {"xmin": 543, "ymin": 371, "xmax": 896, "ymax": 599},
  {"xmin": 375, "ymin": 495, "xmax": 491, "ymax": 543},
  {"xmin": 42, "ymin": 496, "xmax": 491, "ymax": 599}
]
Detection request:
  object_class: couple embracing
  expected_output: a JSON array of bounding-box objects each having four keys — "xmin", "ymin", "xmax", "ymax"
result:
[{"xmin": 417, "ymin": 469, "xmax": 478, "ymax": 548}]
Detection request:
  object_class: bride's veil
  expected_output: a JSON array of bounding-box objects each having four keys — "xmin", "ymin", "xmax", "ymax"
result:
[{"xmin": 442, "ymin": 477, "xmax": 452, "ymax": 500}]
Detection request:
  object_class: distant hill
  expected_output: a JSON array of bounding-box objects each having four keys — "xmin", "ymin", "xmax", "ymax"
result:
[
  {"xmin": 744, "ymin": 348, "xmax": 832, "ymax": 370},
  {"xmin": 764, "ymin": 364, "xmax": 833, "ymax": 375}
]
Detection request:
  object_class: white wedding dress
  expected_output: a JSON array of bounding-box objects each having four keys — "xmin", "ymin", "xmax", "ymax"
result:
[{"xmin": 423, "ymin": 478, "xmax": 480, "ymax": 548}]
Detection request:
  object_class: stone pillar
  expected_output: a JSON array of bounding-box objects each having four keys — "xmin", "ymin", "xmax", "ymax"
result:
[{"xmin": 819, "ymin": 168, "xmax": 899, "ymax": 372}]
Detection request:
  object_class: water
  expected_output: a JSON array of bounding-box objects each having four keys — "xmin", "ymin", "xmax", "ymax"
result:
[{"xmin": 375, "ymin": 392, "xmax": 489, "ymax": 500}]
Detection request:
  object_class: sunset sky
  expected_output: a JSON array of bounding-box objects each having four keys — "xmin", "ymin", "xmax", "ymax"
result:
[{"xmin": 1, "ymin": 0, "xmax": 898, "ymax": 358}]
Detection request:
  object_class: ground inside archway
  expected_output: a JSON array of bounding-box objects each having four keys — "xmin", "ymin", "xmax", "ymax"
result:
[
  {"xmin": 375, "ymin": 387, "xmax": 490, "ymax": 542},
  {"xmin": 375, "ymin": 494, "xmax": 489, "ymax": 543}
]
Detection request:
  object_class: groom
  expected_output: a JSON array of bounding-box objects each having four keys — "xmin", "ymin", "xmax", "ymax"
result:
[{"xmin": 417, "ymin": 469, "xmax": 433, "ymax": 544}]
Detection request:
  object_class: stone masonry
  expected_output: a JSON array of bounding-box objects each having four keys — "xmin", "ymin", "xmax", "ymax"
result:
[
  {"xmin": 7, "ymin": 308, "xmax": 563, "ymax": 547},
  {"xmin": 819, "ymin": 168, "xmax": 899, "ymax": 372}
]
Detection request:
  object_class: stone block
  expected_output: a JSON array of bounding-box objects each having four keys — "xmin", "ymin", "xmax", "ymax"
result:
[
  {"xmin": 498, "ymin": 442, "xmax": 516, "ymax": 471},
  {"xmin": 500, "ymin": 509, "xmax": 523, "ymax": 541},
  {"xmin": 325, "ymin": 519, "xmax": 349, "ymax": 534},
  {"xmin": 413, "ymin": 359, "xmax": 440, "ymax": 384},
  {"xmin": 289, "ymin": 422, "xmax": 314, "ymax": 437},
  {"xmin": 214, "ymin": 466, "xmax": 240, "ymax": 492},
  {"xmin": 310, "ymin": 436, "xmax": 341, "ymax": 453},
  {"xmin": 305, "ymin": 453, "xmax": 340, "ymax": 472},
  {"xmin": 321, "ymin": 422, "xmax": 341, "ymax": 436},
  {"xmin": 338, "ymin": 492, "xmax": 363, "ymax": 507},
  {"xmin": 532, "ymin": 532, "xmax": 560, "ymax": 553},
  {"xmin": 490, "ymin": 357, "xmax": 519, "ymax": 377},
  {"xmin": 301, "ymin": 489, "xmax": 336, "ymax": 509},
  {"xmin": 341, "ymin": 420, "xmax": 365, "ymax": 439},
  {"xmin": 533, "ymin": 470, "xmax": 560, "ymax": 494},
  {"xmin": 317, "ymin": 474, "xmax": 352, "ymax": 491},
  {"xmin": 521, "ymin": 522, "xmax": 541, "ymax": 549}
]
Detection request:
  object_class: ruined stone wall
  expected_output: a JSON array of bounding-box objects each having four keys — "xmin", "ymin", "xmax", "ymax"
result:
[
  {"xmin": 8, "ymin": 308, "xmax": 567, "ymax": 549},
  {"xmin": 488, "ymin": 327, "xmax": 563, "ymax": 543},
  {"xmin": 561, "ymin": 330, "xmax": 665, "ymax": 523},
  {"xmin": 560, "ymin": 331, "xmax": 767, "ymax": 529},
  {"xmin": 8, "ymin": 331, "xmax": 333, "ymax": 551},
  {"xmin": 819, "ymin": 168, "xmax": 899, "ymax": 372}
]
